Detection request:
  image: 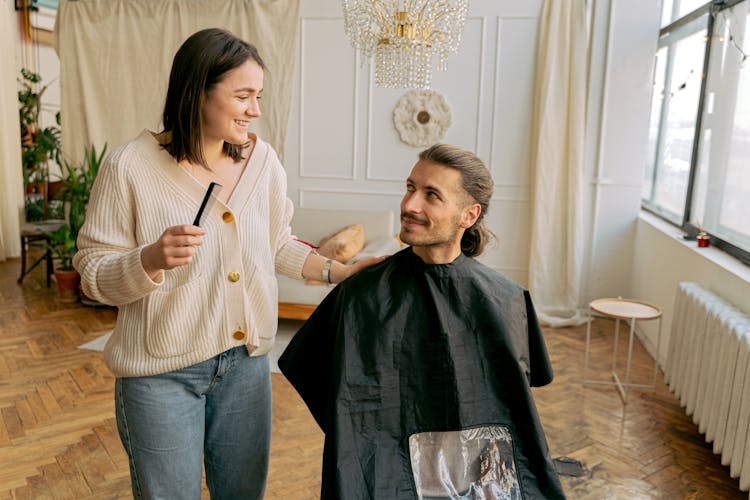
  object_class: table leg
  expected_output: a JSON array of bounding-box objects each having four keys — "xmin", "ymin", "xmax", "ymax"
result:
[
  {"xmin": 612, "ymin": 371, "xmax": 627, "ymax": 402},
  {"xmin": 612, "ymin": 318, "xmax": 620, "ymax": 373},
  {"xmin": 624, "ymin": 318, "xmax": 636, "ymax": 403},
  {"xmin": 652, "ymin": 316, "xmax": 662, "ymax": 389},
  {"xmin": 584, "ymin": 311, "xmax": 592, "ymax": 382}
]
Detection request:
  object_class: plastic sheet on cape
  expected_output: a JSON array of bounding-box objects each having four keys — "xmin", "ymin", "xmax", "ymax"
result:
[{"xmin": 409, "ymin": 425, "xmax": 522, "ymax": 500}]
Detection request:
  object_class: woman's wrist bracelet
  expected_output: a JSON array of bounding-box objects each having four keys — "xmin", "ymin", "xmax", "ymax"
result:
[{"xmin": 321, "ymin": 258, "xmax": 334, "ymax": 284}]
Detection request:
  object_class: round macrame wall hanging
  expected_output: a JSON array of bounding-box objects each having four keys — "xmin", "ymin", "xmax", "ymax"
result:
[{"xmin": 392, "ymin": 90, "xmax": 452, "ymax": 148}]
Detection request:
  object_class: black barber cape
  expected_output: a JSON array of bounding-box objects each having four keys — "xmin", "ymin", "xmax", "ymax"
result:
[{"xmin": 279, "ymin": 248, "xmax": 565, "ymax": 499}]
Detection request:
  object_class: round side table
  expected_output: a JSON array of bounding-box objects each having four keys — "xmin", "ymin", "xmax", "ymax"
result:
[{"xmin": 583, "ymin": 297, "xmax": 662, "ymax": 403}]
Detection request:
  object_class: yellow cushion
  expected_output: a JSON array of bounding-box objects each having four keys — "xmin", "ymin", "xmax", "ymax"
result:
[{"xmin": 318, "ymin": 224, "xmax": 365, "ymax": 263}]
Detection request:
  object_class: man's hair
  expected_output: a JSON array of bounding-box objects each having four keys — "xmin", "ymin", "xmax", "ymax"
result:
[
  {"xmin": 161, "ymin": 28, "xmax": 265, "ymax": 168},
  {"xmin": 419, "ymin": 144, "xmax": 495, "ymax": 257}
]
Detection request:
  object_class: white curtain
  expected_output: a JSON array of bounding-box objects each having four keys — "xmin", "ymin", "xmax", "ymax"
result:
[
  {"xmin": 528, "ymin": 0, "xmax": 588, "ymax": 327},
  {"xmin": 53, "ymin": 0, "xmax": 300, "ymax": 164},
  {"xmin": 0, "ymin": 0, "xmax": 25, "ymax": 261}
]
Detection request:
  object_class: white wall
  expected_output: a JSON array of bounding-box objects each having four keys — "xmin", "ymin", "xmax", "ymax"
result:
[
  {"xmin": 587, "ymin": 0, "xmax": 750, "ymax": 369},
  {"xmin": 632, "ymin": 213, "xmax": 750, "ymax": 366},
  {"xmin": 283, "ymin": 0, "xmax": 543, "ymax": 286},
  {"xmin": 583, "ymin": 0, "xmax": 662, "ymax": 302},
  {"xmin": 585, "ymin": 1, "xmax": 750, "ymax": 367}
]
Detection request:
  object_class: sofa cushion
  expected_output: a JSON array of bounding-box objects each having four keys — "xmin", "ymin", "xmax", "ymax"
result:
[
  {"xmin": 278, "ymin": 275, "xmax": 334, "ymax": 304},
  {"xmin": 347, "ymin": 236, "xmax": 403, "ymax": 264},
  {"xmin": 304, "ymin": 236, "xmax": 401, "ymax": 286},
  {"xmin": 318, "ymin": 224, "xmax": 365, "ymax": 263},
  {"xmin": 278, "ymin": 208, "xmax": 396, "ymax": 316}
]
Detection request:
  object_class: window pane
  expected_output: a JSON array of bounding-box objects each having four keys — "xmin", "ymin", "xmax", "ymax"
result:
[
  {"xmin": 651, "ymin": 29, "xmax": 707, "ymax": 218},
  {"xmin": 692, "ymin": 4, "xmax": 750, "ymax": 252},
  {"xmin": 677, "ymin": 0, "xmax": 708, "ymax": 18},
  {"xmin": 643, "ymin": 48, "xmax": 668, "ymax": 201},
  {"xmin": 662, "ymin": 0, "xmax": 709, "ymax": 27},
  {"xmin": 661, "ymin": 0, "xmax": 675, "ymax": 28}
]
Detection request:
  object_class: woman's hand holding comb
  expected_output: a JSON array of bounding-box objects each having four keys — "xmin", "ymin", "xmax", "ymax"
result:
[{"xmin": 140, "ymin": 225, "xmax": 205, "ymax": 281}]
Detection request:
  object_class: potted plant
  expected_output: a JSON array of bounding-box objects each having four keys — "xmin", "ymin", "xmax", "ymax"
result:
[
  {"xmin": 45, "ymin": 224, "xmax": 80, "ymax": 303},
  {"xmin": 57, "ymin": 144, "xmax": 107, "ymax": 238},
  {"xmin": 18, "ymin": 69, "xmax": 61, "ymax": 221},
  {"xmin": 45, "ymin": 144, "xmax": 107, "ymax": 303}
]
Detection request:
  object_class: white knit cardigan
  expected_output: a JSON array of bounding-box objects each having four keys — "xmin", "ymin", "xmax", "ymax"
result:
[{"xmin": 74, "ymin": 130, "xmax": 311, "ymax": 377}]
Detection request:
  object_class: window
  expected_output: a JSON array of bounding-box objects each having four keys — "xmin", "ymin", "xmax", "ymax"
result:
[
  {"xmin": 643, "ymin": 0, "xmax": 750, "ymax": 265},
  {"xmin": 661, "ymin": 0, "xmax": 712, "ymax": 26},
  {"xmin": 642, "ymin": 16, "xmax": 708, "ymax": 222}
]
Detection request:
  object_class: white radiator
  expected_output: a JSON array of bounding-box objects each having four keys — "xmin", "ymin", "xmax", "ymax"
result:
[{"xmin": 665, "ymin": 282, "xmax": 750, "ymax": 490}]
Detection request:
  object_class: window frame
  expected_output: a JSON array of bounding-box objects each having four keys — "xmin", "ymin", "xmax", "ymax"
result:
[{"xmin": 643, "ymin": 0, "xmax": 750, "ymax": 266}]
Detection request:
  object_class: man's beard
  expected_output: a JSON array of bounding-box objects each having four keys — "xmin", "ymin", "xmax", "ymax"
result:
[{"xmin": 399, "ymin": 213, "xmax": 462, "ymax": 249}]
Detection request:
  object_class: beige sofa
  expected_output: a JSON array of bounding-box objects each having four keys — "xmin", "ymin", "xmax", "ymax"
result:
[{"xmin": 277, "ymin": 208, "xmax": 399, "ymax": 320}]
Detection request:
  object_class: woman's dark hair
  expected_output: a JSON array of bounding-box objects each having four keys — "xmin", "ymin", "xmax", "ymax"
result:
[
  {"xmin": 161, "ymin": 28, "xmax": 265, "ymax": 168},
  {"xmin": 419, "ymin": 144, "xmax": 495, "ymax": 257}
]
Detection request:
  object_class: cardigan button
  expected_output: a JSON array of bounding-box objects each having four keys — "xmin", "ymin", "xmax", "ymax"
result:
[
  {"xmin": 233, "ymin": 330, "xmax": 245, "ymax": 340},
  {"xmin": 222, "ymin": 211, "xmax": 234, "ymax": 223},
  {"xmin": 228, "ymin": 271, "xmax": 240, "ymax": 282}
]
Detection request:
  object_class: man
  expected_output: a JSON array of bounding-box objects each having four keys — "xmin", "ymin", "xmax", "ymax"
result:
[{"xmin": 279, "ymin": 144, "xmax": 565, "ymax": 499}]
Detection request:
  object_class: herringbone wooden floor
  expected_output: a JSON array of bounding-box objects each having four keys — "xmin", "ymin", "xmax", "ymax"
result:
[{"xmin": 0, "ymin": 254, "xmax": 744, "ymax": 499}]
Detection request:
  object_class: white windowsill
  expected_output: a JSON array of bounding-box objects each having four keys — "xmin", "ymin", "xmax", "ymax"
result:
[{"xmin": 639, "ymin": 210, "xmax": 750, "ymax": 286}]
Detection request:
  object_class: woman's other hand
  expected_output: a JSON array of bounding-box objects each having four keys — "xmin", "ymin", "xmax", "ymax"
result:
[{"xmin": 141, "ymin": 225, "xmax": 205, "ymax": 281}]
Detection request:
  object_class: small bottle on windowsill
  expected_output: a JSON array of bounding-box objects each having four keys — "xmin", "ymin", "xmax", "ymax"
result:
[{"xmin": 697, "ymin": 230, "xmax": 710, "ymax": 248}]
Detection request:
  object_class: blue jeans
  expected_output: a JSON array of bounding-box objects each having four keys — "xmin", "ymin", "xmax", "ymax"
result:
[{"xmin": 115, "ymin": 348, "xmax": 271, "ymax": 500}]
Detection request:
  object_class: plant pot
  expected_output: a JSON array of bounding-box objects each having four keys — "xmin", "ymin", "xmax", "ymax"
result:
[
  {"xmin": 25, "ymin": 181, "xmax": 44, "ymax": 194},
  {"xmin": 54, "ymin": 269, "xmax": 81, "ymax": 303}
]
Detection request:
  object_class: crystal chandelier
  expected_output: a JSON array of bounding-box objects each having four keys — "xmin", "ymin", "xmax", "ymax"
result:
[{"xmin": 342, "ymin": 0, "xmax": 469, "ymax": 89}]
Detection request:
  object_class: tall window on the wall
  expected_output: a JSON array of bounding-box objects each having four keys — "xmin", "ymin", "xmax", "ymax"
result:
[{"xmin": 643, "ymin": 0, "xmax": 750, "ymax": 265}]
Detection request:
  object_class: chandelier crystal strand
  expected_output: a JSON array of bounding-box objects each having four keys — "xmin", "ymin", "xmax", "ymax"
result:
[{"xmin": 342, "ymin": 0, "xmax": 469, "ymax": 89}]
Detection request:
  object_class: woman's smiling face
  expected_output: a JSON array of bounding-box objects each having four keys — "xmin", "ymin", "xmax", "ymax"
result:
[{"xmin": 200, "ymin": 59, "xmax": 264, "ymax": 146}]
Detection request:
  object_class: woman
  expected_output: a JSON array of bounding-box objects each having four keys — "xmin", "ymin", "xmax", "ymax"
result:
[{"xmin": 74, "ymin": 28, "xmax": 381, "ymax": 499}]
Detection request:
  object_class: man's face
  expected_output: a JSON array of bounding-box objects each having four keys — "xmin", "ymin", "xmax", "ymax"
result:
[{"xmin": 399, "ymin": 160, "xmax": 476, "ymax": 261}]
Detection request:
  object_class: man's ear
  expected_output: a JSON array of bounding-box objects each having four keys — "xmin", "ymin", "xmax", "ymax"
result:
[{"xmin": 460, "ymin": 203, "xmax": 481, "ymax": 229}]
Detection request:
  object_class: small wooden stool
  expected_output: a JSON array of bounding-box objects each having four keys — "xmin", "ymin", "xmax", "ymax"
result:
[
  {"xmin": 583, "ymin": 297, "xmax": 662, "ymax": 403},
  {"xmin": 18, "ymin": 220, "xmax": 65, "ymax": 287}
]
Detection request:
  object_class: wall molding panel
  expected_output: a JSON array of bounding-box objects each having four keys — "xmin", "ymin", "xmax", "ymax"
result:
[
  {"xmin": 287, "ymin": 0, "xmax": 544, "ymax": 276},
  {"xmin": 298, "ymin": 17, "xmax": 357, "ymax": 180}
]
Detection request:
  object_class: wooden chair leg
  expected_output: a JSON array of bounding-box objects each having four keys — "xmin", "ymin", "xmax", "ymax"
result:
[
  {"xmin": 45, "ymin": 246, "xmax": 53, "ymax": 288},
  {"xmin": 17, "ymin": 235, "xmax": 27, "ymax": 284}
]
